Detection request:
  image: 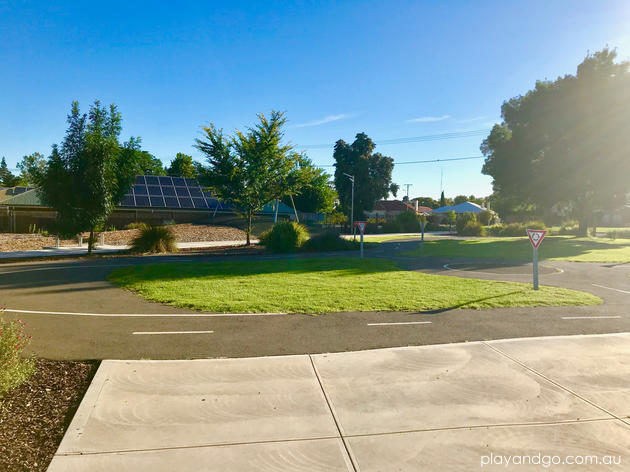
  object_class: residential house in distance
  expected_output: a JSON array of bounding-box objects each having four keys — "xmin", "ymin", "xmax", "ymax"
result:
[{"xmin": 365, "ymin": 200, "xmax": 432, "ymax": 220}]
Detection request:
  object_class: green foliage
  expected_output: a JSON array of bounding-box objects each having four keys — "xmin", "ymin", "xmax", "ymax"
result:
[
  {"xmin": 16, "ymin": 152, "xmax": 46, "ymax": 185},
  {"xmin": 195, "ymin": 111, "xmax": 301, "ymax": 244},
  {"xmin": 477, "ymin": 209, "xmax": 494, "ymax": 226},
  {"xmin": 38, "ymin": 101, "xmax": 140, "ymax": 253},
  {"xmin": 481, "ymin": 48, "xmax": 630, "ymax": 234},
  {"xmin": 446, "ymin": 210, "xmax": 457, "ymax": 227},
  {"xmin": 0, "ymin": 157, "xmax": 19, "ymax": 187},
  {"xmin": 168, "ymin": 153, "xmax": 199, "ymax": 178},
  {"xmin": 125, "ymin": 222, "xmax": 150, "ymax": 230},
  {"xmin": 460, "ymin": 220, "xmax": 485, "ymax": 236},
  {"xmin": 324, "ymin": 211, "xmax": 347, "ymax": 225},
  {"xmin": 455, "ymin": 213, "xmax": 476, "ymax": 235},
  {"xmin": 259, "ymin": 221, "xmax": 309, "ymax": 253},
  {"xmin": 301, "ymin": 230, "xmax": 359, "ymax": 252},
  {"xmin": 439, "ymin": 191, "xmax": 446, "ymax": 207},
  {"xmin": 412, "ymin": 196, "xmax": 440, "ymax": 209},
  {"xmin": 382, "ymin": 211, "xmax": 423, "ymax": 233},
  {"xmin": 0, "ymin": 318, "xmax": 35, "ymax": 399},
  {"xmin": 486, "ymin": 221, "xmax": 546, "ymax": 237},
  {"xmin": 282, "ymin": 156, "xmax": 336, "ymax": 214},
  {"xmin": 333, "ymin": 133, "xmax": 398, "ymax": 221},
  {"xmin": 130, "ymin": 225, "xmax": 178, "ymax": 253}
]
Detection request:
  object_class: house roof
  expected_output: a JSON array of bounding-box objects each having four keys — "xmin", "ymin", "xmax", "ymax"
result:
[
  {"xmin": 0, "ymin": 188, "xmax": 42, "ymax": 207},
  {"xmin": 433, "ymin": 201, "xmax": 485, "ymax": 214},
  {"xmin": 372, "ymin": 200, "xmax": 431, "ymax": 214}
]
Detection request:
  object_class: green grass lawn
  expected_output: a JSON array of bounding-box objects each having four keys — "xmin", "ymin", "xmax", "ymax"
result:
[
  {"xmin": 109, "ymin": 258, "xmax": 600, "ymax": 313},
  {"xmin": 404, "ymin": 236, "xmax": 630, "ymax": 262}
]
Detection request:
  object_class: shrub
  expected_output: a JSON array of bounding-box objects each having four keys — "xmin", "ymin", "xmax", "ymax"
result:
[
  {"xmin": 0, "ymin": 317, "xmax": 35, "ymax": 399},
  {"xmin": 526, "ymin": 220, "xmax": 546, "ymax": 230},
  {"xmin": 130, "ymin": 225, "xmax": 178, "ymax": 253},
  {"xmin": 125, "ymin": 222, "xmax": 150, "ymax": 231},
  {"xmin": 460, "ymin": 220, "xmax": 485, "ymax": 236},
  {"xmin": 478, "ymin": 209, "xmax": 495, "ymax": 226},
  {"xmin": 301, "ymin": 230, "xmax": 359, "ymax": 252},
  {"xmin": 259, "ymin": 221, "xmax": 309, "ymax": 253},
  {"xmin": 455, "ymin": 213, "xmax": 476, "ymax": 235},
  {"xmin": 559, "ymin": 220, "xmax": 580, "ymax": 235}
]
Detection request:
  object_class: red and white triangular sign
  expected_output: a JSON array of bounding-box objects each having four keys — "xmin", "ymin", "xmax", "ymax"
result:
[
  {"xmin": 527, "ymin": 229, "xmax": 547, "ymax": 249},
  {"xmin": 354, "ymin": 221, "xmax": 367, "ymax": 234}
]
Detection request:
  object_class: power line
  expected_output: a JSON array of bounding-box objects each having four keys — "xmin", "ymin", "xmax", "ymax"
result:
[
  {"xmin": 317, "ymin": 155, "xmax": 484, "ymax": 168},
  {"xmin": 296, "ymin": 129, "xmax": 489, "ymax": 149}
]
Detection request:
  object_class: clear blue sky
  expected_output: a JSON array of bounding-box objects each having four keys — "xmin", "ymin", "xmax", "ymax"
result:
[{"xmin": 1, "ymin": 0, "xmax": 628, "ymax": 200}]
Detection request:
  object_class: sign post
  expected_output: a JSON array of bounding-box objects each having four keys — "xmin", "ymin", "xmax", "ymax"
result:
[
  {"xmin": 419, "ymin": 219, "xmax": 426, "ymax": 253},
  {"xmin": 526, "ymin": 229, "xmax": 547, "ymax": 290},
  {"xmin": 354, "ymin": 221, "xmax": 367, "ymax": 258}
]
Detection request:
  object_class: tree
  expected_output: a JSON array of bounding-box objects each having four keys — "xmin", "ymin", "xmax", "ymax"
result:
[
  {"xmin": 439, "ymin": 191, "xmax": 446, "ymax": 207},
  {"xmin": 38, "ymin": 101, "xmax": 139, "ymax": 254},
  {"xmin": 167, "ymin": 153, "xmax": 198, "ymax": 178},
  {"xmin": 446, "ymin": 210, "xmax": 456, "ymax": 232},
  {"xmin": 482, "ymin": 48, "xmax": 630, "ymax": 235},
  {"xmin": 333, "ymin": 133, "xmax": 398, "ymax": 222},
  {"xmin": 195, "ymin": 111, "xmax": 300, "ymax": 245},
  {"xmin": 412, "ymin": 196, "xmax": 440, "ymax": 209},
  {"xmin": 282, "ymin": 156, "xmax": 337, "ymax": 214},
  {"xmin": 0, "ymin": 157, "xmax": 19, "ymax": 187},
  {"xmin": 126, "ymin": 142, "xmax": 166, "ymax": 176},
  {"xmin": 16, "ymin": 152, "xmax": 46, "ymax": 185},
  {"xmin": 453, "ymin": 195, "xmax": 469, "ymax": 205}
]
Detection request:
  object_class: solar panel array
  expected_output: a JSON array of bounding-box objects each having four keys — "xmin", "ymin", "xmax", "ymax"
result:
[
  {"xmin": 11, "ymin": 186, "xmax": 33, "ymax": 196},
  {"xmin": 120, "ymin": 176, "xmax": 233, "ymax": 210}
]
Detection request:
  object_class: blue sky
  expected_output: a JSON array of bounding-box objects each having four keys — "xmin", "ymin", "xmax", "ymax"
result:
[{"xmin": 1, "ymin": 0, "xmax": 629, "ymax": 199}]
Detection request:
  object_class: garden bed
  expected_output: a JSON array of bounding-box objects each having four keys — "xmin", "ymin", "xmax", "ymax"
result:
[{"xmin": 0, "ymin": 359, "xmax": 98, "ymax": 472}]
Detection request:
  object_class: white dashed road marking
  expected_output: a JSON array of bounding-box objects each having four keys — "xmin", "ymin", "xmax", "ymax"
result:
[
  {"xmin": 133, "ymin": 330, "xmax": 214, "ymax": 335},
  {"xmin": 367, "ymin": 321, "xmax": 432, "ymax": 326},
  {"xmin": 592, "ymin": 284, "xmax": 630, "ymax": 295},
  {"xmin": 562, "ymin": 316, "xmax": 622, "ymax": 320}
]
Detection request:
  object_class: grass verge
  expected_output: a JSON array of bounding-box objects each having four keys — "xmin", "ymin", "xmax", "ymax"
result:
[
  {"xmin": 109, "ymin": 257, "xmax": 600, "ymax": 313},
  {"xmin": 404, "ymin": 236, "xmax": 630, "ymax": 262}
]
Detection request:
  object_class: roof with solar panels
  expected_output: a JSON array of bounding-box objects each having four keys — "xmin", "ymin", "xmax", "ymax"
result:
[{"xmin": 0, "ymin": 176, "xmax": 293, "ymax": 214}]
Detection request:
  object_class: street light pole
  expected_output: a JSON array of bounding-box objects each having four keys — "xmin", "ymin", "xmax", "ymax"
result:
[{"xmin": 343, "ymin": 173, "xmax": 355, "ymax": 240}]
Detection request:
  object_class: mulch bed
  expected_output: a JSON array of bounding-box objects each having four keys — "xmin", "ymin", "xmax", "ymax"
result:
[{"xmin": 0, "ymin": 359, "xmax": 98, "ymax": 472}]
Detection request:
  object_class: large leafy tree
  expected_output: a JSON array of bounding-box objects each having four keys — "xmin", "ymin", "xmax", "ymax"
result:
[
  {"xmin": 482, "ymin": 49, "xmax": 630, "ymax": 234},
  {"xmin": 124, "ymin": 140, "xmax": 166, "ymax": 176},
  {"xmin": 168, "ymin": 152, "xmax": 198, "ymax": 178},
  {"xmin": 39, "ymin": 101, "xmax": 139, "ymax": 253},
  {"xmin": 282, "ymin": 156, "xmax": 336, "ymax": 214},
  {"xmin": 412, "ymin": 196, "xmax": 440, "ymax": 209},
  {"xmin": 0, "ymin": 157, "xmax": 19, "ymax": 187},
  {"xmin": 333, "ymin": 133, "xmax": 398, "ymax": 221},
  {"xmin": 195, "ymin": 111, "xmax": 300, "ymax": 245},
  {"xmin": 16, "ymin": 152, "xmax": 46, "ymax": 185}
]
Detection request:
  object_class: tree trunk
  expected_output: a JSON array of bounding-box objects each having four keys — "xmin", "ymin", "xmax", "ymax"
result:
[
  {"xmin": 88, "ymin": 229, "xmax": 94, "ymax": 255},
  {"xmin": 246, "ymin": 212, "xmax": 252, "ymax": 246},
  {"xmin": 577, "ymin": 218, "xmax": 588, "ymax": 237}
]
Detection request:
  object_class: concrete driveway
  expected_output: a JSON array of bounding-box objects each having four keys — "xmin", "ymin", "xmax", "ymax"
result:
[{"xmin": 47, "ymin": 333, "xmax": 630, "ymax": 471}]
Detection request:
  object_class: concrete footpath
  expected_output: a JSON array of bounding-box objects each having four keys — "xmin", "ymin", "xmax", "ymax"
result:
[
  {"xmin": 47, "ymin": 333, "xmax": 630, "ymax": 471},
  {"xmin": 0, "ymin": 240, "xmax": 258, "ymax": 259}
]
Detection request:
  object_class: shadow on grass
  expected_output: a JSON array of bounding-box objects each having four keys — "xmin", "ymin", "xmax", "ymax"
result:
[{"xmin": 409, "ymin": 236, "xmax": 630, "ymax": 261}]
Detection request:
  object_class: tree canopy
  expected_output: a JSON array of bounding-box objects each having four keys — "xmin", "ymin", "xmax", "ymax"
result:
[
  {"xmin": 412, "ymin": 196, "xmax": 440, "ymax": 209},
  {"xmin": 195, "ymin": 111, "xmax": 301, "ymax": 244},
  {"xmin": 481, "ymin": 48, "xmax": 630, "ymax": 233},
  {"xmin": 16, "ymin": 152, "xmax": 46, "ymax": 186},
  {"xmin": 38, "ymin": 101, "xmax": 140, "ymax": 253},
  {"xmin": 333, "ymin": 133, "xmax": 398, "ymax": 220},
  {"xmin": 282, "ymin": 156, "xmax": 336, "ymax": 214},
  {"xmin": 168, "ymin": 152, "xmax": 198, "ymax": 178},
  {"xmin": 0, "ymin": 157, "xmax": 19, "ymax": 187}
]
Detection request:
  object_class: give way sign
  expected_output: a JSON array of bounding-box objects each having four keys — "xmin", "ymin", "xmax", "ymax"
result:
[
  {"xmin": 527, "ymin": 229, "xmax": 547, "ymax": 249},
  {"xmin": 354, "ymin": 221, "xmax": 367, "ymax": 234}
]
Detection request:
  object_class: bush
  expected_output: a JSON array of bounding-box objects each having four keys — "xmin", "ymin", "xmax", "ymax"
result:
[
  {"xmin": 455, "ymin": 213, "xmax": 476, "ymax": 235},
  {"xmin": 130, "ymin": 225, "xmax": 178, "ymax": 253},
  {"xmin": 125, "ymin": 222, "xmax": 150, "ymax": 231},
  {"xmin": 559, "ymin": 220, "xmax": 580, "ymax": 235},
  {"xmin": 301, "ymin": 230, "xmax": 359, "ymax": 252},
  {"xmin": 486, "ymin": 221, "xmax": 546, "ymax": 237},
  {"xmin": 478, "ymin": 209, "xmax": 495, "ymax": 226},
  {"xmin": 460, "ymin": 220, "xmax": 486, "ymax": 236},
  {"xmin": 0, "ymin": 317, "xmax": 35, "ymax": 399},
  {"xmin": 259, "ymin": 221, "xmax": 309, "ymax": 253}
]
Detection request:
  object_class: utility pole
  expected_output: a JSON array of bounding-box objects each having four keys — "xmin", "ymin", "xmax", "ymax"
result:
[
  {"xmin": 403, "ymin": 183, "xmax": 412, "ymax": 202},
  {"xmin": 343, "ymin": 173, "xmax": 355, "ymax": 240}
]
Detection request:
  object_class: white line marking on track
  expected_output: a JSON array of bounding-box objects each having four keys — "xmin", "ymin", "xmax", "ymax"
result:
[
  {"xmin": 367, "ymin": 321, "xmax": 432, "ymax": 326},
  {"xmin": 561, "ymin": 316, "xmax": 622, "ymax": 320},
  {"xmin": 2, "ymin": 308, "xmax": 287, "ymax": 318},
  {"xmin": 592, "ymin": 284, "xmax": 630, "ymax": 294},
  {"xmin": 133, "ymin": 330, "xmax": 214, "ymax": 335}
]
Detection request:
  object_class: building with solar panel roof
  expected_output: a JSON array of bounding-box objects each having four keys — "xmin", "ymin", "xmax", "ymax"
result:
[{"xmin": 0, "ymin": 176, "xmax": 294, "ymax": 232}]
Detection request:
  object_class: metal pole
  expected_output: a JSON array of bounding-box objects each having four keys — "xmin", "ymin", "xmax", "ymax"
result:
[
  {"xmin": 533, "ymin": 246, "xmax": 539, "ymax": 290},
  {"xmin": 351, "ymin": 178, "xmax": 355, "ymax": 240},
  {"xmin": 274, "ymin": 199, "xmax": 279, "ymax": 223},
  {"xmin": 360, "ymin": 230, "xmax": 364, "ymax": 258}
]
